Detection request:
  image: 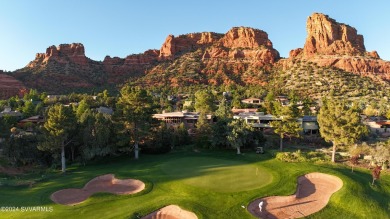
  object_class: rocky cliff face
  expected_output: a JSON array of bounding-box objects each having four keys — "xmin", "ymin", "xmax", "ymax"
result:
[
  {"xmin": 286, "ymin": 13, "xmax": 390, "ymax": 78},
  {"xmin": 103, "ymin": 49, "xmax": 160, "ymax": 83},
  {"xmin": 303, "ymin": 13, "xmax": 365, "ymax": 56},
  {"xmin": 159, "ymin": 32, "xmax": 222, "ymax": 59},
  {"xmin": 220, "ymin": 27, "xmax": 273, "ymax": 49},
  {"xmin": 12, "ymin": 26, "xmax": 281, "ymax": 92},
  {"xmin": 28, "ymin": 43, "xmax": 89, "ymax": 67},
  {"xmin": 0, "ymin": 73, "xmax": 25, "ymax": 99},
  {"xmin": 200, "ymin": 27, "xmax": 280, "ymax": 64},
  {"xmin": 158, "ymin": 27, "xmax": 279, "ymax": 63},
  {"xmin": 8, "ymin": 14, "xmax": 390, "ymax": 94},
  {"xmin": 141, "ymin": 27, "xmax": 280, "ymax": 87}
]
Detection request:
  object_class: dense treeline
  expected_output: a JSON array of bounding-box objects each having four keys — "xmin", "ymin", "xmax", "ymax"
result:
[{"xmin": 0, "ymin": 82, "xmax": 389, "ymax": 172}]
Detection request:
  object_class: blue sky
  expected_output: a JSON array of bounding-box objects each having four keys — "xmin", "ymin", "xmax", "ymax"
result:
[{"xmin": 1, "ymin": 0, "xmax": 389, "ymax": 71}]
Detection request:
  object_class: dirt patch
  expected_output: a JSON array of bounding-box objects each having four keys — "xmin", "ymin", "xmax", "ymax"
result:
[
  {"xmin": 142, "ymin": 205, "xmax": 198, "ymax": 219},
  {"xmin": 248, "ymin": 172, "xmax": 343, "ymax": 219},
  {"xmin": 51, "ymin": 174, "xmax": 145, "ymax": 206}
]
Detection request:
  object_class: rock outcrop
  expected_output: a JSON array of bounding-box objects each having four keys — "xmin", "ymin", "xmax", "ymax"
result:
[
  {"xmin": 286, "ymin": 13, "xmax": 390, "ymax": 78},
  {"xmin": 303, "ymin": 13, "xmax": 365, "ymax": 56},
  {"xmin": 8, "ymin": 14, "xmax": 390, "ymax": 94},
  {"xmin": 0, "ymin": 73, "xmax": 25, "ymax": 99},
  {"xmin": 103, "ymin": 49, "xmax": 160, "ymax": 83},
  {"xmin": 28, "ymin": 43, "xmax": 89, "ymax": 67},
  {"xmin": 158, "ymin": 27, "xmax": 279, "ymax": 64},
  {"xmin": 202, "ymin": 27, "xmax": 279, "ymax": 63},
  {"xmin": 159, "ymin": 32, "xmax": 223, "ymax": 59},
  {"xmin": 220, "ymin": 27, "xmax": 274, "ymax": 49}
]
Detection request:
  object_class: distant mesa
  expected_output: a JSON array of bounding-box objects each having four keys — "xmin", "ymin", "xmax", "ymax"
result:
[
  {"xmin": 28, "ymin": 43, "xmax": 89, "ymax": 67},
  {"xmin": 158, "ymin": 27, "xmax": 279, "ymax": 63},
  {"xmin": 3, "ymin": 12, "xmax": 390, "ymax": 96}
]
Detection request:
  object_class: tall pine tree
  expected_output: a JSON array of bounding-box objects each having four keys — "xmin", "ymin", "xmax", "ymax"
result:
[
  {"xmin": 317, "ymin": 99, "xmax": 368, "ymax": 162},
  {"xmin": 116, "ymin": 85, "xmax": 154, "ymax": 159},
  {"xmin": 39, "ymin": 104, "xmax": 76, "ymax": 172}
]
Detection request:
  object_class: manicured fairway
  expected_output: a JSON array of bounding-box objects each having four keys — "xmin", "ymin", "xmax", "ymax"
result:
[
  {"xmin": 0, "ymin": 150, "xmax": 389, "ymax": 219},
  {"xmin": 162, "ymin": 157, "xmax": 272, "ymax": 192}
]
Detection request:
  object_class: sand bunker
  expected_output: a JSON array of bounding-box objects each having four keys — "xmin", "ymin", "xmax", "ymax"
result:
[
  {"xmin": 142, "ymin": 205, "xmax": 198, "ymax": 219},
  {"xmin": 51, "ymin": 174, "xmax": 145, "ymax": 206},
  {"xmin": 248, "ymin": 172, "xmax": 343, "ymax": 219}
]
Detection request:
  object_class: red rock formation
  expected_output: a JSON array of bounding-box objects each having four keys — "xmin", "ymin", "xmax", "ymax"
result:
[
  {"xmin": 220, "ymin": 27, "xmax": 273, "ymax": 49},
  {"xmin": 159, "ymin": 32, "xmax": 222, "ymax": 59},
  {"xmin": 201, "ymin": 27, "xmax": 280, "ymax": 64},
  {"xmin": 286, "ymin": 13, "xmax": 390, "ymax": 79},
  {"xmin": 289, "ymin": 48, "xmax": 303, "ymax": 58},
  {"xmin": 304, "ymin": 13, "xmax": 365, "ymax": 56},
  {"xmin": 103, "ymin": 50, "xmax": 160, "ymax": 83},
  {"xmin": 0, "ymin": 74, "xmax": 25, "ymax": 99},
  {"xmin": 28, "ymin": 43, "xmax": 89, "ymax": 67}
]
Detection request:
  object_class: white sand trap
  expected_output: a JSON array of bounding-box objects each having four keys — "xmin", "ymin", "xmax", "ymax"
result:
[
  {"xmin": 142, "ymin": 205, "xmax": 198, "ymax": 219},
  {"xmin": 248, "ymin": 172, "xmax": 343, "ymax": 219},
  {"xmin": 51, "ymin": 174, "xmax": 145, "ymax": 206}
]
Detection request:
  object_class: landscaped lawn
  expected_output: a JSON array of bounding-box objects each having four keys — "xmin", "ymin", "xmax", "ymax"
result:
[{"xmin": 0, "ymin": 149, "xmax": 389, "ymax": 219}]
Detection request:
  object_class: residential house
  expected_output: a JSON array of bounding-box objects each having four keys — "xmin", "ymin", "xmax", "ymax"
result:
[
  {"xmin": 153, "ymin": 111, "xmax": 213, "ymax": 129},
  {"xmin": 0, "ymin": 107, "xmax": 23, "ymax": 118},
  {"xmin": 233, "ymin": 112, "xmax": 280, "ymax": 130},
  {"xmin": 276, "ymin": 95, "xmax": 290, "ymax": 106},
  {"xmin": 241, "ymin": 98, "xmax": 263, "ymax": 105},
  {"xmin": 234, "ymin": 112, "xmax": 320, "ymax": 135},
  {"xmin": 298, "ymin": 116, "xmax": 319, "ymax": 135},
  {"xmin": 231, "ymin": 108, "xmax": 258, "ymax": 115},
  {"xmin": 17, "ymin": 115, "xmax": 45, "ymax": 130},
  {"xmin": 363, "ymin": 116, "xmax": 390, "ymax": 137}
]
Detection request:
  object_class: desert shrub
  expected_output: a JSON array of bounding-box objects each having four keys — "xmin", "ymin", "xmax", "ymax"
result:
[
  {"xmin": 276, "ymin": 150, "xmax": 307, "ymax": 162},
  {"xmin": 276, "ymin": 150, "xmax": 330, "ymax": 162}
]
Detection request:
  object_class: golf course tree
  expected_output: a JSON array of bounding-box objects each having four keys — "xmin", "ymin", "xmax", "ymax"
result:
[
  {"xmin": 194, "ymin": 89, "xmax": 216, "ymax": 114},
  {"xmin": 195, "ymin": 113, "xmax": 213, "ymax": 148},
  {"xmin": 194, "ymin": 89, "xmax": 215, "ymax": 148},
  {"xmin": 212, "ymin": 96, "xmax": 233, "ymax": 148},
  {"xmin": 116, "ymin": 85, "xmax": 155, "ymax": 159},
  {"xmin": 79, "ymin": 110, "xmax": 114, "ymax": 161},
  {"xmin": 227, "ymin": 118, "xmax": 253, "ymax": 154},
  {"xmin": 371, "ymin": 165, "xmax": 382, "ymax": 185},
  {"xmin": 317, "ymin": 99, "xmax": 369, "ymax": 163},
  {"xmin": 38, "ymin": 104, "xmax": 76, "ymax": 173},
  {"xmin": 270, "ymin": 104, "xmax": 302, "ymax": 151}
]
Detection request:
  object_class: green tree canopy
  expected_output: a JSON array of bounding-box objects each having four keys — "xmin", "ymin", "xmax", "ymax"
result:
[
  {"xmin": 215, "ymin": 96, "xmax": 233, "ymax": 119},
  {"xmin": 116, "ymin": 85, "xmax": 155, "ymax": 159},
  {"xmin": 227, "ymin": 119, "xmax": 254, "ymax": 154},
  {"xmin": 270, "ymin": 104, "xmax": 302, "ymax": 151},
  {"xmin": 317, "ymin": 99, "xmax": 369, "ymax": 162},
  {"xmin": 195, "ymin": 90, "xmax": 215, "ymax": 114},
  {"xmin": 39, "ymin": 104, "xmax": 76, "ymax": 172}
]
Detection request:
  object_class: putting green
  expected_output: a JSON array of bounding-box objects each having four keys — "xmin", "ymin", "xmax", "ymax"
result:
[{"xmin": 161, "ymin": 157, "xmax": 272, "ymax": 192}]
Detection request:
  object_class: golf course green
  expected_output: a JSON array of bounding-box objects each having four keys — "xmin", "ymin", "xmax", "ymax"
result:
[
  {"xmin": 161, "ymin": 157, "xmax": 272, "ymax": 192},
  {"xmin": 0, "ymin": 150, "xmax": 389, "ymax": 219}
]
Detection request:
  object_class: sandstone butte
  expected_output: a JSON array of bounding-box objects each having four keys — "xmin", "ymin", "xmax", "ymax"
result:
[
  {"xmin": 1, "ymin": 12, "xmax": 390, "ymax": 98},
  {"xmin": 285, "ymin": 13, "xmax": 390, "ymax": 80}
]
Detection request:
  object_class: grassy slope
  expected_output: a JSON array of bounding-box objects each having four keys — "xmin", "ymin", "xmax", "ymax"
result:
[{"xmin": 0, "ymin": 150, "xmax": 389, "ymax": 219}]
